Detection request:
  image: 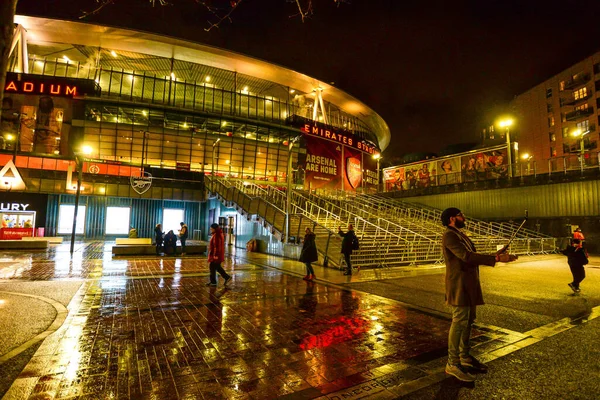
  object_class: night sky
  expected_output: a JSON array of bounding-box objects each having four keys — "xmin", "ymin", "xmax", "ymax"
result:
[{"xmin": 15, "ymin": 0, "xmax": 600, "ymax": 160}]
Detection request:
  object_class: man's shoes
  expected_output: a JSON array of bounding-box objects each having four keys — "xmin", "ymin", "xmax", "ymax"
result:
[
  {"xmin": 206, "ymin": 282, "xmax": 217, "ymax": 287},
  {"xmin": 309, "ymin": 274, "xmax": 316, "ymax": 281},
  {"xmin": 224, "ymin": 276, "xmax": 232, "ymax": 286},
  {"xmin": 343, "ymin": 271, "xmax": 352, "ymax": 276},
  {"xmin": 461, "ymin": 356, "xmax": 488, "ymax": 372},
  {"xmin": 303, "ymin": 275, "xmax": 310, "ymax": 281},
  {"xmin": 568, "ymin": 283, "xmax": 578, "ymax": 293},
  {"xmin": 445, "ymin": 363, "xmax": 476, "ymax": 382}
]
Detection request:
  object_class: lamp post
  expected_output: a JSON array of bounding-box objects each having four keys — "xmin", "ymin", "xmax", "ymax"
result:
[
  {"xmin": 498, "ymin": 119, "xmax": 514, "ymax": 177},
  {"xmin": 211, "ymin": 138, "xmax": 220, "ymax": 177},
  {"xmin": 70, "ymin": 145, "xmax": 93, "ymax": 254},
  {"xmin": 373, "ymin": 153, "xmax": 382, "ymax": 193},
  {"xmin": 521, "ymin": 153, "xmax": 533, "ymax": 175},
  {"xmin": 284, "ymin": 135, "xmax": 301, "ymax": 244},
  {"xmin": 571, "ymin": 129, "xmax": 590, "ymax": 173}
]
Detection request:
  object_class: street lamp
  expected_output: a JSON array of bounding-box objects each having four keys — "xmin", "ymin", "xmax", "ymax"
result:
[
  {"xmin": 284, "ymin": 135, "xmax": 301, "ymax": 244},
  {"xmin": 498, "ymin": 118, "xmax": 514, "ymax": 177},
  {"xmin": 211, "ymin": 138, "xmax": 221, "ymax": 177},
  {"xmin": 70, "ymin": 144, "xmax": 93, "ymax": 254},
  {"xmin": 373, "ymin": 153, "xmax": 382, "ymax": 192},
  {"xmin": 521, "ymin": 153, "xmax": 533, "ymax": 175},
  {"xmin": 571, "ymin": 128, "xmax": 590, "ymax": 172}
]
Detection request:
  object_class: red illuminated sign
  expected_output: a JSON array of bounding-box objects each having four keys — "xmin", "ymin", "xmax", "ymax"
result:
[
  {"xmin": 5, "ymin": 80, "xmax": 78, "ymax": 97},
  {"xmin": 302, "ymin": 123, "xmax": 378, "ymax": 154},
  {"xmin": 4, "ymin": 73, "xmax": 100, "ymax": 98}
]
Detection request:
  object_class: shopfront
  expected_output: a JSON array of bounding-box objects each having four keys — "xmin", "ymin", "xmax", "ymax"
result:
[{"xmin": 0, "ymin": 193, "xmax": 48, "ymax": 239}]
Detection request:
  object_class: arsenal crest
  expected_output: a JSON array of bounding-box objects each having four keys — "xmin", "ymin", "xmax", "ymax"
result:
[
  {"xmin": 345, "ymin": 157, "xmax": 362, "ymax": 189},
  {"xmin": 130, "ymin": 172, "xmax": 152, "ymax": 194}
]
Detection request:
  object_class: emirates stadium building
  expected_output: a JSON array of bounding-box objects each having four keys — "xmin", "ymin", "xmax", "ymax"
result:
[{"xmin": 0, "ymin": 15, "xmax": 390, "ymax": 242}]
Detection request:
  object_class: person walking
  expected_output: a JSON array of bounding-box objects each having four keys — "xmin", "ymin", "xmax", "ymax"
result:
[
  {"xmin": 154, "ymin": 223, "xmax": 164, "ymax": 255},
  {"xmin": 562, "ymin": 238, "xmax": 588, "ymax": 293},
  {"xmin": 441, "ymin": 207, "xmax": 517, "ymax": 382},
  {"xmin": 338, "ymin": 224, "xmax": 357, "ymax": 276},
  {"xmin": 179, "ymin": 222, "xmax": 189, "ymax": 255},
  {"xmin": 299, "ymin": 227, "xmax": 318, "ymax": 281},
  {"xmin": 207, "ymin": 223, "xmax": 232, "ymax": 287}
]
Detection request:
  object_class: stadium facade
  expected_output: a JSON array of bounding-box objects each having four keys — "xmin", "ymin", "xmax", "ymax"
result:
[{"xmin": 0, "ymin": 16, "xmax": 390, "ymax": 241}]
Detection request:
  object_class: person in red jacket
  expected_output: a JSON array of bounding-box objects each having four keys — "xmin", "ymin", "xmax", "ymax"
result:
[{"xmin": 207, "ymin": 223, "xmax": 231, "ymax": 287}]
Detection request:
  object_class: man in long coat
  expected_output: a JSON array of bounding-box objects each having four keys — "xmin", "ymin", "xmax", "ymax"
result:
[{"xmin": 441, "ymin": 207, "xmax": 517, "ymax": 382}]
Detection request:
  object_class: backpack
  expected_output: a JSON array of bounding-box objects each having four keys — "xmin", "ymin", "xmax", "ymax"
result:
[{"xmin": 352, "ymin": 235, "xmax": 360, "ymax": 250}]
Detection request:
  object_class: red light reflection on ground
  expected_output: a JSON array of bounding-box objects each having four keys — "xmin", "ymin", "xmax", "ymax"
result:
[{"xmin": 299, "ymin": 316, "xmax": 369, "ymax": 350}]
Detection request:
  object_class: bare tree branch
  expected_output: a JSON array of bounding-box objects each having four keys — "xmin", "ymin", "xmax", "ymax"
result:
[
  {"xmin": 203, "ymin": 0, "xmax": 244, "ymax": 32},
  {"xmin": 80, "ymin": 0, "xmax": 116, "ymax": 19}
]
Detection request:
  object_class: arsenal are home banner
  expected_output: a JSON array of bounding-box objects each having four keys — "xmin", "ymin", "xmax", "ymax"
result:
[{"xmin": 303, "ymin": 134, "xmax": 342, "ymax": 190}]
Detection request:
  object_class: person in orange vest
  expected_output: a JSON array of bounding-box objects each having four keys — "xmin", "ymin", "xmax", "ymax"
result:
[{"xmin": 573, "ymin": 227, "xmax": 585, "ymax": 241}]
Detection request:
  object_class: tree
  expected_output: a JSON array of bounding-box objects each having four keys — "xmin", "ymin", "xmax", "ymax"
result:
[{"xmin": 0, "ymin": 0, "xmax": 347, "ymax": 125}]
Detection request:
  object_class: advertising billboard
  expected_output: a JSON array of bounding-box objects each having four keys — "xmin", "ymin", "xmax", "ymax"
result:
[{"xmin": 383, "ymin": 145, "xmax": 508, "ymax": 192}]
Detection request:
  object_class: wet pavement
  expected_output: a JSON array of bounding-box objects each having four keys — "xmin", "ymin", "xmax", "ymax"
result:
[{"xmin": 1, "ymin": 243, "xmax": 599, "ymax": 399}]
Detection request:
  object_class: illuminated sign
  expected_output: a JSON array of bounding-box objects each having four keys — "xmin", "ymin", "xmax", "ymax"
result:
[
  {"xmin": 301, "ymin": 123, "xmax": 378, "ymax": 154},
  {"xmin": 4, "ymin": 73, "xmax": 100, "ymax": 98},
  {"xmin": 0, "ymin": 203, "xmax": 30, "ymax": 211}
]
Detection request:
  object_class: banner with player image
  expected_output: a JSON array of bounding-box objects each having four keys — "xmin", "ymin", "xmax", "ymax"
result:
[{"xmin": 460, "ymin": 148, "xmax": 508, "ymax": 182}]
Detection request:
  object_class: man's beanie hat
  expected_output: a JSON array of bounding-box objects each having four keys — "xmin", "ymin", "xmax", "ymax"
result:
[
  {"xmin": 210, "ymin": 223, "xmax": 219, "ymax": 229},
  {"xmin": 441, "ymin": 207, "xmax": 461, "ymax": 226}
]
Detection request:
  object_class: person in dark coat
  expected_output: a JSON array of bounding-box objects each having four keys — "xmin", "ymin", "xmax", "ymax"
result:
[
  {"xmin": 562, "ymin": 238, "xmax": 588, "ymax": 293},
  {"xmin": 163, "ymin": 230, "xmax": 177, "ymax": 255},
  {"xmin": 441, "ymin": 207, "xmax": 517, "ymax": 382},
  {"xmin": 338, "ymin": 224, "xmax": 357, "ymax": 276},
  {"xmin": 154, "ymin": 223, "xmax": 164, "ymax": 255},
  {"xmin": 299, "ymin": 227, "xmax": 318, "ymax": 281}
]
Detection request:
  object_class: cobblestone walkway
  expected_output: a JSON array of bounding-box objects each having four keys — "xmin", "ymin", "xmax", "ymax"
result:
[{"xmin": 1, "ymin": 243, "xmax": 520, "ymax": 399}]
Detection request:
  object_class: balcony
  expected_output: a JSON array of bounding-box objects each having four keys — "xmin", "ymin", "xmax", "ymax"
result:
[
  {"xmin": 565, "ymin": 107, "xmax": 594, "ymax": 121},
  {"xmin": 564, "ymin": 73, "xmax": 591, "ymax": 90},
  {"xmin": 560, "ymin": 92, "xmax": 592, "ymax": 106}
]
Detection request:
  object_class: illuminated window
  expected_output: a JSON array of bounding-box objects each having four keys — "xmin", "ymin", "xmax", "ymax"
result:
[
  {"xmin": 576, "ymin": 120, "xmax": 589, "ymax": 131},
  {"xmin": 575, "ymin": 103, "xmax": 589, "ymax": 111},
  {"xmin": 549, "ymin": 132, "xmax": 556, "ymax": 142},
  {"xmin": 548, "ymin": 115, "xmax": 555, "ymax": 127},
  {"xmin": 559, "ymin": 81, "xmax": 565, "ymax": 91},
  {"xmin": 163, "ymin": 209, "xmax": 184, "ymax": 235},
  {"xmin": 551, "ymin": 147, "xmax": 557, "ymax": 157},
  {"xmin": 562, "ymin": 127, "xmax": 569, "ymax": 138},
  {"xmin": 57, "ymin": 205, "xmax": 86, "ymax": 234},
  {"xmin": 105, "ymin": 207, "xmax": 131, "ymax": 234},
  {"xmin": 574, "ymin": 87, "xmax": 587, "ymax": 100}
]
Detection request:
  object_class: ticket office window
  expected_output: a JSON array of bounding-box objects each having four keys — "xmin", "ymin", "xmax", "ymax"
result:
[{"xmin": 57, "ymin": 205, "xmax": 86, "ymax": 234}]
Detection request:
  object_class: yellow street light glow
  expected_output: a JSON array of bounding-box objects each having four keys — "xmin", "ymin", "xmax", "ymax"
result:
[
  {"xmin": 373, "ymin": 153, "xmax": 381, "ymax": 160},
  {"xmin": 498, "ymin": 119, "xmax": 513, "ymax": 128},
  {"xmin": 110, "ymin": 50, "xmax": 117, "ymax": 57},
  {"xmin": 81, "ymin": 145, "xmax": 93, "ymax": 155},
  {"xmin": 571, "ymin": 129, "xmax": 583, "ymax": 137},
  {"xmin": 521, "ymin": 153, "xmax": 531, "ymax": 160},
  {"xmin": 221, "ymin": 121, "xmax": 227, "ymax": 127},
  {"xmin": 5, "ymin": 134, "xmax": 15, "ymax": 141}
]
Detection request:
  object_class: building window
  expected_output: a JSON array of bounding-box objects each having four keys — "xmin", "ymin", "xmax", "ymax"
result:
[
  {"xmin": 559, "ymin": 81, "xmax": 565, "ymax": 91},
  {"xmin": 594, "ymin": 63, "xmax": 600, "ymax": 74},
  {"xmin": 562, "ymin": 143, "xmax": 570, "ymax": 154},
  {"xmin": 546, "ymin": 88, "xmax": 552, "ymax": 98},
  {"xmin": 562, "ymin": 127, "xmax": 569, "ymax": 138},
  {"xmin": 549, "ymin": 132, "xmax": 556, "ymax": 142},
  {"xmin": 547, "ymin": 103, "xmax": 553, "ymax": 112},
  {"xmin": 575, "ymin": 103, "xmax": 589, "ymax": 111},
  {"xmin": 551, "ymin": 147, "xmax": 557, "ymax": 157},
  {"xmin": 57, "ymin": 205, "xmax": 85, "ymax": 234},
  {"xmin": 573, "ymin": 87, "xmax": 587, "ymax": 100},
  {"xmin": 105, "ymin": 207, "xmax": 131, "ymax": 235},
  {"xmin": 163, "ymin": 209, "xmax": 184, "ymax": 236},
  {"xmin": 576, "ymin": 120, "xmax": 589, "ymax": 131},
  {"xmin": 548, "ymin": 114, "xmax": 555, "ymax": 127},
  {"xmin": 595, "ymin": 80, "xmax": 600, "ymax": 91}
]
